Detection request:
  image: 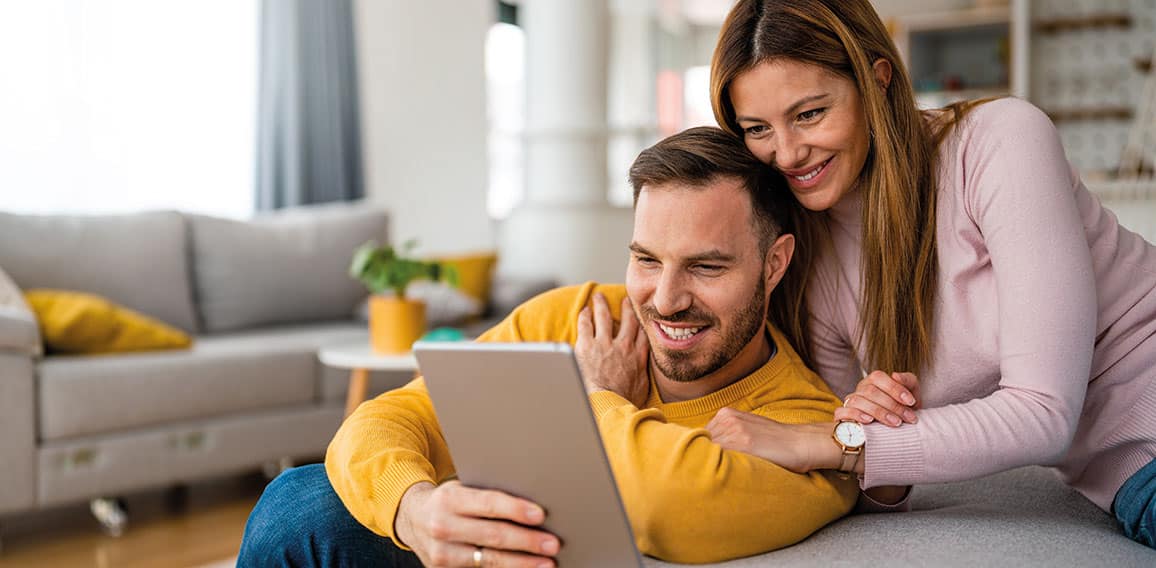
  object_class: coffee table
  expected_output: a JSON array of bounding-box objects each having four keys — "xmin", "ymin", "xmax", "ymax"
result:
[{"xmin": 318, "ymin": 343, "xmax": 419, "ymax": 417}]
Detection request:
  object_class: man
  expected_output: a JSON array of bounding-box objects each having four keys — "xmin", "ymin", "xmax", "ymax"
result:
[{"xmin": 239, "ymin": 127, "xmax": 857, "ymax": 567}]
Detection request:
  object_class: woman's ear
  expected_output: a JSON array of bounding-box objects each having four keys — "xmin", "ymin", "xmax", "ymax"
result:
[
  {"xmin": 872, "ymin": 58, "xmax": 892, "ymax": 92},
  {"xmin": 764, "ymin": 233, "xmax": 796, "ymax": 294}
]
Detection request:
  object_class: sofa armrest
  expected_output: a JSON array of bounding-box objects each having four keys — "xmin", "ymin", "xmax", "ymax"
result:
[{"xmin": 0, "ymin": 304, "xmax": 42, "ymax": 357}]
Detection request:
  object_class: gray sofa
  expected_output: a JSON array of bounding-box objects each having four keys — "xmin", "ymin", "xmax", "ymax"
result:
[
  {"xmin": 651, "ymin": 466, "xmax": 1156, "ymax": 566},
  {"xmin": 0, "ymin": 203, "xmax": 541, "ymax": 537}
]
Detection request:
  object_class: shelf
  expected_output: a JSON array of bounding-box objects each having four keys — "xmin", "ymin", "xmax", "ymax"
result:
[
  {"xmin": 897, "ymin": 5, "xmax": 1011, "ymax": 33},
  {"xmin": 1035, "ymin": 14, "xmax": 1131, "ymax": 34},
  {"xmin": 1045, "ymin": 107, "xmax": 1134, "ymax": 122}
]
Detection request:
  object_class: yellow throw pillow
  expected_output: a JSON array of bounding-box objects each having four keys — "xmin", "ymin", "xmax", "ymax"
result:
[
  {"xmin": 432, "ymin": 252, "xmax": 498, "ymax": 304},
  {"xmin": 24, "ymin": 289, "xmax": 192, "ymax": 355}
]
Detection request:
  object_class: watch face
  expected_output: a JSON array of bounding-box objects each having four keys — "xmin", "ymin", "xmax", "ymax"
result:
[{"xmin": 835, "ymin": 421, "xmax": 866, "ymax": 448}]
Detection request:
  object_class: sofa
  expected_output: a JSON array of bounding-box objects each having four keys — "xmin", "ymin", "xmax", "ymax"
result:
[{"xmin": 0, "ymin": 203, "xmax": 546, "ymax": 536}]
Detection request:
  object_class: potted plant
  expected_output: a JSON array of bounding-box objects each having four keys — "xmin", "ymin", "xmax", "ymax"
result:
[{"xmin": 349, "ymin": 240, "xmax": 458, "ymax": 354}]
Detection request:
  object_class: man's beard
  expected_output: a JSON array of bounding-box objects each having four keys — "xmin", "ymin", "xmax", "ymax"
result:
[{"xmin": 643, "ymin": 274, "xmax": 767, "ymax": 383}]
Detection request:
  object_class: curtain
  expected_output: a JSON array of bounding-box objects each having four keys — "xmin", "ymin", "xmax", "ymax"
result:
[{"xmin": 256, "ymin": 0, "xmax": 364, "ymax": 210}]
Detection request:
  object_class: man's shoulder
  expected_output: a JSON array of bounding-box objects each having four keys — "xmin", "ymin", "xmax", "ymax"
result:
[{"xmin": 477, "ymin": 282, "xmax": 627, "ymax": 344}]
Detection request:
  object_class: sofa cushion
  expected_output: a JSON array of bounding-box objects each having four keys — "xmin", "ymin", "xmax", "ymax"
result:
[
  {"xmin": 0, "ymin": 265, "xmax": 40, "ymax": 356},
  {"xmin": 645, "ymin": 466, "xmax": 1156, "ymax": 567},
  {"xmin": 38, "ymin": 322, "xmax": 370, "ymax": 441},
  {"xmin": 0, "ymin": 210, "xmax": 199, "ymax": 333},
  {"xmin": 25, "ymin": 289, "xmax": 192, "ymax": 354},
  {"xmin": 188, "ymin": 203, "xmax": 388, "ymax": 333}
]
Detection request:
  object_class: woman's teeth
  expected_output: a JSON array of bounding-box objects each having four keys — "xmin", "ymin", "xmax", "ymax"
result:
[
  {"xmin": 794, "ymin": 160, "xmax": 828, "ymax": 181},
  {"xmin": 660, "ymin": 324, "xmax": 702, "ymax": 340}
]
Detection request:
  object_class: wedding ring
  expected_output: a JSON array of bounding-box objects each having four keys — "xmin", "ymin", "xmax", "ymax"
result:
[
  {"xmin": 473, "ymin": 545, "xmax": 484, "ymax": 567},
  {"xmin": 843, "ymin": 395, "xmax": 854, "ymax": 407}
]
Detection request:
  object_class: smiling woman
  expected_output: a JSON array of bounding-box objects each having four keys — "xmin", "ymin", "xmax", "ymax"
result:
[{"xmin": 0, "ymin": 1, "xmax": 257, "ymax": 218}]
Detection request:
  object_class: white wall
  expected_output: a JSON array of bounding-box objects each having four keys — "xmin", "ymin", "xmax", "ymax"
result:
[{"xmin": 353, "ymin": 0, "xmax": 495, "ymax": 256}]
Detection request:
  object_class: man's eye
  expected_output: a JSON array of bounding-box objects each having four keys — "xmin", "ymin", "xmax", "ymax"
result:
[
  {"xmin": 798, "ymin": 108, "xmax": 826, "ymax": 122},
  {"xmin": 694, "ymin": 264, "xmax": 724, "ymax": 274},
  {"xmin": 636, "ymin": 257, "xmax": 659, "ymax": 267}
]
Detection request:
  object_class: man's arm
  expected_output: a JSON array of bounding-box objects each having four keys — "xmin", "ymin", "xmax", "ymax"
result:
[{"xmin": 591, "ymin": 393, "xmax": 858, "ymax": 564}]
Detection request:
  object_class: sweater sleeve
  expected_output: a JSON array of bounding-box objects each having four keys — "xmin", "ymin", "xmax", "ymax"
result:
[
  {"xmin": 861, "ymin": 98, "xmax": 1097, "ymax": 488},
  {"xmin": 588, "ymin": 392, "xmax": 857, "ymax": 564},
  {"xmin": 324, "ymin": 290, "xmax": 539, "ymax": 548}
]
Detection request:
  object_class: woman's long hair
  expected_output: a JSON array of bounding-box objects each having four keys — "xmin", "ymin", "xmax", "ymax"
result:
[{"xmin": 710, "ymin": 0, "xmax": 951, "ymax": 374}]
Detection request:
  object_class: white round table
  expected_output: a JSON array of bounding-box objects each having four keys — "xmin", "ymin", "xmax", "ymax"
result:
[{"xmin": 318, "ymin": 343, "xmax": 419, "ymax": 417}]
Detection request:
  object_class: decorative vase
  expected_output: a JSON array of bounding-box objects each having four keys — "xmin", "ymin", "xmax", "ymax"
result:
[{"xmin": 369, "ymin": 296, "xmax": 426, "ymax": 354}]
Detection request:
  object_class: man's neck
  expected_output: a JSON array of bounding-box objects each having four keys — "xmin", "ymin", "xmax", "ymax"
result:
[{"xmin": 652, "ymin": 327, "xmax": 776, "ymax": 403}]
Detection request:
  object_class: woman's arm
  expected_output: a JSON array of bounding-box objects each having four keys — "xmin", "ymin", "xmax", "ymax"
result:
[{"xmin": 856, "ymin": 99, "xmax": 1096, "ymax": 488}]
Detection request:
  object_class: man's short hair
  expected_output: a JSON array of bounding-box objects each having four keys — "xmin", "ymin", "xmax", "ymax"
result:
[{"xmin": 628, "ymin": 126, "xmax": 791, "ymax": 253}]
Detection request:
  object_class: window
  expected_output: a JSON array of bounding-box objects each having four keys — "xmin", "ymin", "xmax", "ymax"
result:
[{"xmin": 0, "ymin": 1, "xmax": 258, "ymax": 218}]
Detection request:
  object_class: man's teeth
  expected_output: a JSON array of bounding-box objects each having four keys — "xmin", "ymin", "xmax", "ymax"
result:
[
  {"xmin": 794, "ymin": 161, "xmax": 826, "ymax": 181},
  {"xmin": 660, "ymin": 324, "xmax": 702, "ymax": 340}
]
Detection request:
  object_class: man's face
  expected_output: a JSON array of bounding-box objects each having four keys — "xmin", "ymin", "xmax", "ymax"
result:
[{"xmin": 626, "ymin": 177, "xmax": 771, "ymax": 383}]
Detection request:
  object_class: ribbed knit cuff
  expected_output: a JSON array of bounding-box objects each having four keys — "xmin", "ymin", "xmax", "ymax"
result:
[
  {"xmin": 588, "ymin": 390, "xmax": 635, "ymax": 420},
  {"xmin": 372, "ymin": 461, "xmax": 437, "ymax": 550},
  {"xmin": 861, "ymin": 422, "xmax": 925, "ymax": 489}
]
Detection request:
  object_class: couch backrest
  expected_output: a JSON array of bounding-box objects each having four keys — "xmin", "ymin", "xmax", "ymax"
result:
[
  {"xmin": 0, "ymin": 211, "xmax": 199, "ymax": 332},
  {"xmin": 187, "ymin": 202, "xmax": 388, "ymax": 333}
]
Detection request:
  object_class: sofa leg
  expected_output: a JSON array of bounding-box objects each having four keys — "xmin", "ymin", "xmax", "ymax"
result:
[
  {"xmin": 165, "ymin": 484, "xmax": 189, "ymax": 513},
  {"xmin": 262, "ymin": 456, "xmax": 295, "ymax": 480},
  {"xmin": 90, "ymin": 497, "xmax": 128, "ymax": 537}
]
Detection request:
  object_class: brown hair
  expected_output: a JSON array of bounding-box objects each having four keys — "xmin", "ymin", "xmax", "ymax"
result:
[
  {"xmin": 710, "ymin": 0, "xmax": 955, "ymax": 373},
  {"xmin": 629, "ymin": 126, "xmax": 792, "ymax": 253}
]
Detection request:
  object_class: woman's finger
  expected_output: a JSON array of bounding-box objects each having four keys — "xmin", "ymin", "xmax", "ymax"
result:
[
  {"xmin": 865, "ymin": 371, "xmax": 918, "ymax": 409},
  {"xmin": 833, "ymin": 405, "xmax": 872, "ymax": 424},
  {"xmin": 845, "ymin": 389, "xmax": 908, "ymax": 427}
]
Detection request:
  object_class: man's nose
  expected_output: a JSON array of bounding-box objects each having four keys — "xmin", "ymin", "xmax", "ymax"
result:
[{"xmin": 652, "ymin": 271, "xmax": 692, "ymax": 316}]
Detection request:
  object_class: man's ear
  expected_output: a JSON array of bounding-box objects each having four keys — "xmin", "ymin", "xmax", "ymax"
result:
[
  {"xmin": 764, "ymin": 233, "xmax": 796, "ymax": 293},
  {"xmin": 872, "ymin": 58, "xmax": 892, "ymax": 92}
]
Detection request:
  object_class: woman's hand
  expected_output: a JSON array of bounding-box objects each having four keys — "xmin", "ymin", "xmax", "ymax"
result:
[
  {"xmin": 834, "ymin": 371, "xmax": 920, "ymax": 427},
  {"xmin": 705, "ymin": 408, "xmax": 834, "ymax": 473}
]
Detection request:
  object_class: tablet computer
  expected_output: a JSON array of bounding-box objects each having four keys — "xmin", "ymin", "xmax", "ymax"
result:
[{"xmin": 413, "ymin": 341, "xmax": 643, "ymax": 567}]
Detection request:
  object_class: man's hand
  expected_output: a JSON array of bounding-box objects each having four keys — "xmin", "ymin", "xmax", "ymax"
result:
[
  {"xmin": 833, "ymin": 371, "xmax": 920, "ymax": 427},
  {"xmin": 706, "ymin": 408, "xmax": 834, "ymax": 474},
  {"xmin": 575, "ymin": 293, "xmax": 650, "ymax": 408},
  {"xmin": 396, "ymin": 481, "xmax": 560, "ymax": 567}
]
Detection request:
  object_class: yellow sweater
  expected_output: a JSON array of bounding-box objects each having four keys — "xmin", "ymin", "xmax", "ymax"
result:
[{"xmin": 326, "ymin": 282, "xmax": 857, "ymax": 564}]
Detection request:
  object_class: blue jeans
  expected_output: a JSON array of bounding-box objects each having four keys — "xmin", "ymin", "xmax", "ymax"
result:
[
  {"xmin": 1115, "ymin": 457, "xmax": 1156, "ymax": 549},
  {"xmin": 238, "ymin": 464, "xmax": 422, "ymax": 567}
]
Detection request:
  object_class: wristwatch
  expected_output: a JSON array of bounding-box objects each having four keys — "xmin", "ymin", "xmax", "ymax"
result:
[{"xmin": 832, "ymin": 420, "xmax": 866, "ymax": 475}]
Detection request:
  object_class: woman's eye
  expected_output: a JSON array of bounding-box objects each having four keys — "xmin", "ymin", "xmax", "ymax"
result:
[
  {"xmin": 798, "ymin": 108, "xmax": 826, "ymax": 122},
  {"xmin": 743, "ymin": 124, "xmax": 769, "ymax": 137}
]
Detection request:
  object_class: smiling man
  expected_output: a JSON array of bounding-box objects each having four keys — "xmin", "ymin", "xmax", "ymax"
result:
[{"xmin": 239, "ymin": 127, "xmax": 857, "ymax": 567}]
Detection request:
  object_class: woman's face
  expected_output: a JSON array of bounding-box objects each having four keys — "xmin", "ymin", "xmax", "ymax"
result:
[{"xmin": 730, "ymin": 59, "xmax": 871, "ymax": 212}]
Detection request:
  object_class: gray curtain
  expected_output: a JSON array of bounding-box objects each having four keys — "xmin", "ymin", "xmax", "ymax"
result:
[{"xmin": 256, "ymin": 0, "xmax": 364, "ymax": 210}]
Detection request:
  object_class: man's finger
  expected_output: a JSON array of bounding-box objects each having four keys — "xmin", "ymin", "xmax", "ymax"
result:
[
  {"xmin": 592, "ymin": 293, "xmax": 613, "ymax": 340},
  {"xmin": 475, "ymin": 545, "xmax": 558, "ymax": 568},
  {"xmin": 453, "ymin": 517, "xmax": 561, "ymax": 558},
  {"xmin": 449, "ymin": 485, "xmax": 547, "ymax": 526},
  {"xmin": 576, "ymin": 306, "xmax": 593, "ymax": 340},
  {"xmin": 617, "ymin": 297, "xmax": 638, "ymax": 341}
]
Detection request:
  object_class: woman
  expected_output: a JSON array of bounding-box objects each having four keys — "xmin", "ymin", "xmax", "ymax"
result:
[{"xmin": 701, "ymin": 0, "xmax": 1156, "ymax": 547}]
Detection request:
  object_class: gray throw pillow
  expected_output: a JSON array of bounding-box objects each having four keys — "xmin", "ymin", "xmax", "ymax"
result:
[{"xmin": 188, "ymin": 203, "xmax": 389, "ymax": 333}]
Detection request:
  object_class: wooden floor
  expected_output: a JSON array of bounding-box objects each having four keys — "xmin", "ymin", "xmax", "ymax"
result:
[{"xmin": 0, "ymin": 472, "xmax": 271, "ymax": 568}]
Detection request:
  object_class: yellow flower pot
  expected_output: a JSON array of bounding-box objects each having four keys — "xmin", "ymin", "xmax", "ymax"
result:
[{"xmin": 369, "ymin": 296, "xmax": 426, "ymax": 354}]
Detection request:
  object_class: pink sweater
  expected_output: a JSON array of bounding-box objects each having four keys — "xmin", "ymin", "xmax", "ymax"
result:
[{"xmin": 811, "ymin": 98, "xmax": 1156, "ymax": 511}]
